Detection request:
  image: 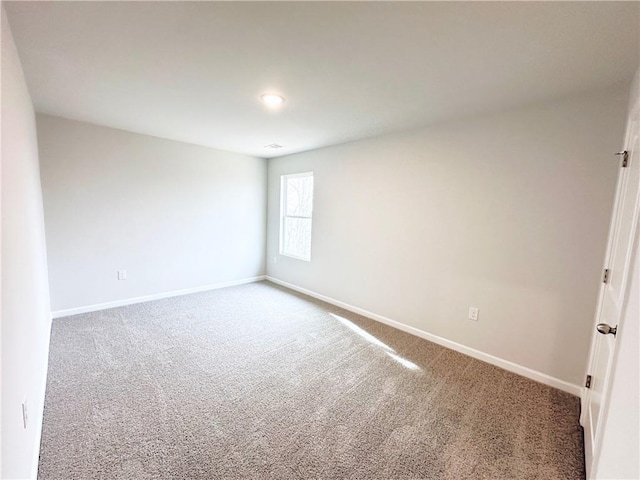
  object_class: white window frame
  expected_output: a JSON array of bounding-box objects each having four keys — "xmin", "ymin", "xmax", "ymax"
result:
[{"xmin": 279, "ymin": 172, "xmax": 314, "ymax": 261}]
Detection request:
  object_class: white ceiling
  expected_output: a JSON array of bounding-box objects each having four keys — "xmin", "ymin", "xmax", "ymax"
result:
[{"xmin": 5, "ymin": 1, "xmax": 639, "ymax": 158}]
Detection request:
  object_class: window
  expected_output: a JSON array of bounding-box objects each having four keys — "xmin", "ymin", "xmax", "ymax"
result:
[{"xmin": 280, "ymin": 172, "xmax": 314, "ymax": 261}]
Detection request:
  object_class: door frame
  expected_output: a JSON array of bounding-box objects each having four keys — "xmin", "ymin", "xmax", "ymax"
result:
[{"xmin": 581, "ymin": 87, "xmax": 640, "ymax": 479}]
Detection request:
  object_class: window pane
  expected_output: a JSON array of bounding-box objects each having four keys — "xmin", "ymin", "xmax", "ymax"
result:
[
  {"xmin": 283, "ymin": 217, "xmax": 312, "ymax": 259},
  {"xmin": 286, "ymin": 176, "xmax": 314, "ymax": 217}
]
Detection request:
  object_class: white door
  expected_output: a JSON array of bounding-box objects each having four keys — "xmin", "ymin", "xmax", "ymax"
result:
[{"xmin": 582, "ymin": 90, "xmax": 640, "ymax": 479}]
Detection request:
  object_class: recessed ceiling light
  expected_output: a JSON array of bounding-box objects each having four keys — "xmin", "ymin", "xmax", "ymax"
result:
[{"xmin": 260, "ymin": 94, "xmax": 285, "ymax": 107}]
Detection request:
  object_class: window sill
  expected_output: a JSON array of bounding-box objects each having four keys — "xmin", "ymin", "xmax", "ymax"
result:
[{"xmin": 280, "ymin": 253, "xmax": 311, "ymax": 262}]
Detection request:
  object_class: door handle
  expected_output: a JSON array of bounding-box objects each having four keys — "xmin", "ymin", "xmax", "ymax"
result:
[{"xmin": 596, "ymin": 323, "xmax": 617, "ymax": 336}]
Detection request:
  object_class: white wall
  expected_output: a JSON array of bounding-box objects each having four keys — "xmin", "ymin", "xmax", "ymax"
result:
[
  {"xmin": 36, "ymin": 115, "xmax": 267, "ymax": 313},
  {"xmin": 1, "ymin": 8, "xmax": 53, "ymax": 479},
  {"xmin": 266, "ymin": 87, "xmax": 628, "ymax": 388}
]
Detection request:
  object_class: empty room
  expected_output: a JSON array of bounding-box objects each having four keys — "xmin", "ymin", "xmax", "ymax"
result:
[{"xmin": 2, "ymin": 1, "xmax": 639, "ymax": 479}]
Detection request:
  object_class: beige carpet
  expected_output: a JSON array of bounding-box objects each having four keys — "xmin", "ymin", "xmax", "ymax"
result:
[{"xmin": 38, "ymin": 281, "xmax": 584, "ymax": 479}]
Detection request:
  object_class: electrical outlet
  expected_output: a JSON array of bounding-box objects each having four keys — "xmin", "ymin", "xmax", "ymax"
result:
[
  {"xmin": 117, "ymin": 270, "xmax": 127, "ymax": 280},
  {"xmin": 468, "ymin": 307, "xmax": 479, "ymax": 322},
  {"xmin": 22, "ymin": 397, "xmax": 28, "ymax": 429},
  {"xmin": 273, "ymin": 257, "xmax": 278, "ymax": 264}
]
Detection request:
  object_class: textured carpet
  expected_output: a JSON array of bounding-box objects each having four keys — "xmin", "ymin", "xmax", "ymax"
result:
[{"xmin": 38, "ymin": 281, "xmax": 584, "ymax": 479}]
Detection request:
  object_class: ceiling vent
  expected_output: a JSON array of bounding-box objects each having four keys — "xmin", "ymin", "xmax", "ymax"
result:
[{"xmin": 264, "ymin": 143, "xmax": 284, "ymax": 149}]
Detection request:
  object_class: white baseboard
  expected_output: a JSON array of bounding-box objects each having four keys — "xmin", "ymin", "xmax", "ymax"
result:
[
  {"xmin": 266, "ymin": 276, "xmax": 582, "ymax": 397},
  {"xmin": 52, "ymin": 275, "xmax": 266, "ymax": 318}
]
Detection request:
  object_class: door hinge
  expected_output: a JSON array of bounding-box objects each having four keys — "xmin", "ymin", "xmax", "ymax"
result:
[
  {"xmin": 603, "ymin": 268, "xmax": 610, "ymax": 284},
  {"xmin": 585, "ymin": 375, "xmax": 592, "ymax": 389},
  {"xmin": 615, "ymin": 151, "xmax": 628, "ymax": 168}
]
